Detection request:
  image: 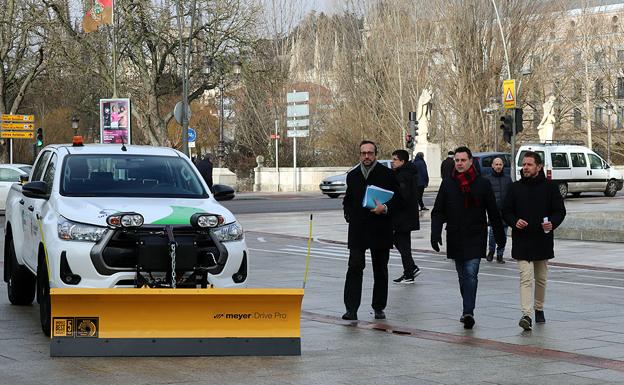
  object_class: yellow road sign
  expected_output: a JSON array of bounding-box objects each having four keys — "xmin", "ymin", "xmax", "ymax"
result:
[
  {"xmin": 2, "ymin": 114, "xmax": 34, "ymax": 122},
  {"xmin": 1, "ymin": 131, "xmax": 34, "ymax": 139},
  {"xmin": 1, "ymin": 122, "xmax": 34, "ymax": 130},
  {"xmin": 503, "ymin": 79, "xmax": 516, "ymax": 109}
]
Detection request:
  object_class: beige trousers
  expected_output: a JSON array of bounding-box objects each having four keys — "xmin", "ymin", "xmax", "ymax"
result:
[{"xmin": 518, "ymin": 260, "xmax": 548, "ymax": 317}]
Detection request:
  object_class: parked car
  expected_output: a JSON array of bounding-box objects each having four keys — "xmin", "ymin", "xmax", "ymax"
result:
[
  {"xmin": 515, "ymin": 142, "xmax": 623, "ymax": 198},
  {"xmin": 319, "ymin": 160, "xmax": 392, "ymax": 198},
  {"xmin": 0, "ymin": 163, "xmax": 32, "ymax": 212},
  {"xmin": 472, "ymin": 152, "xmax": 512, "ymax": 176}
]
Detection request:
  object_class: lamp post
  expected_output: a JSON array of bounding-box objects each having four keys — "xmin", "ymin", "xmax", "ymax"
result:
[
  {"xmin": 71, "ymin": 115, "xmax": 80, "ymax": 136},
  {"xmin": 606, "ymin": 101, "xmax": 613, "ymax": 164},
  {"xmin": 204, "ymin": 57, "xmax": 242, "ymax": 168}
]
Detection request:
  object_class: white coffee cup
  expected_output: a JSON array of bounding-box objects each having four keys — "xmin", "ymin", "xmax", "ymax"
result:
[{"xmin": 543, "ymin": 217, "xmax": 550, "ymax": 233}]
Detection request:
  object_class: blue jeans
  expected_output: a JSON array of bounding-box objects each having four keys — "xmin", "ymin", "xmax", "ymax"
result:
[
  {"xmin": 454, "ymin": 258, "xmax": 481, "ymax": 316},
  {"xmin": 488, "ymin": 225, "xmax": 508, "ymax": 257}
]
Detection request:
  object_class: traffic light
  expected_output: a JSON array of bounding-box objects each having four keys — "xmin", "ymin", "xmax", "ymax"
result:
[
  {"xmin": 406, "ymin": 111, "xmax": 418, "ymax": 149},
  {"xmin": 514, "ymin": 108, "xmax": 524, "ymax": 133},
  {"xmin": 36, "ymin": 127, "xmax": 43, "ymax": 147},
  {"xmin": 500, "ymin": 115, "xmax": 512, "ymax": 144}
]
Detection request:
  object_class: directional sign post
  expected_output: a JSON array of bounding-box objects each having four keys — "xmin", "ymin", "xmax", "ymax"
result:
[
  {"xmin": 286, "ymin": 91, "xmax": 310, "ymax": 192},
  {"xmin": 1, "ymin": 114, "xmax": 35, "ymax": 164}
]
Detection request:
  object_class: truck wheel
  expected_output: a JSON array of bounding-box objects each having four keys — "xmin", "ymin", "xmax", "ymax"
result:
[
  {"xmin": 327, "ymin": 193, "xmax": 340, "ymax": 199},
  {"xmin": 604, "ymin": 180, "xmax": 618, "ymax": 197},
  {"xmin": 7, "ymin": 239, "xmax": 36, "ymax": 306},
  {"xmin": 37, "ymin": 260, "xmax": 51, "ymax": 337},
  {"xmin": 557, "ymin": 183, "xmax": 568, "ymax": 199}
]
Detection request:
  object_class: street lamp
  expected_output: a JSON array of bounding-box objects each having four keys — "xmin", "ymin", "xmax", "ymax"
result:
[
  {"xmin": 71, "ymin": 115, "xmax": 80, "ymax": 136},
  {"xmin": 204, "ymin": 56, "xmax": 242, "ymax": 168},
  {"xmin": 606, "ymin": 101, "xmax": 613, "ymax": 164}
]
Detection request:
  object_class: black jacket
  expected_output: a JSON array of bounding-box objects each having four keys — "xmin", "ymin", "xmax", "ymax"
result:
[
  {"xmin": 502, "ymin": 173, "xmax": 566, "ymax": 261},
  {"xmin": 440, "ymin": 157, "xmax": 454, "ymax": 180},
  {"xmin": 412, "ymin": 157, "xmax": 429, "ymax": 187},
  {"xmin": 343, "ymin": 162, "xmax": 401, "ymax": 250},
  {"xmin": 196, "ymin": 158, "xmax": 214, "ymax": 192},
  {"xmin": 484, "ymin": 171, "xmax": 512, "ymax": 210},
  {"xmin": 431, "ymin": 176, "xmax": 505, "ymax": 261},
  {"xmin": 392, "ymin": 162, "xmax": 420, "ymax": 232}
]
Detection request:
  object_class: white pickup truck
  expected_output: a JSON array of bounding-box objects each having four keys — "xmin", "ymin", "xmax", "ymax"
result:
[{"xmin": 4, "ymin": 140, "xmax": 248, "ymax": 335}]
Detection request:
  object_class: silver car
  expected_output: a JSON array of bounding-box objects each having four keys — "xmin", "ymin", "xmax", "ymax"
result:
[{"xmin": 319, "ymin": 160, "xmax": 392, "ymax": 198}]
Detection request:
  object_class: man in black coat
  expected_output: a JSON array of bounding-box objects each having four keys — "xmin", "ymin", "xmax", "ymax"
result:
[
  {"xmin": 342, "ymin": 140, "xmax": 401, "ymax": 321},
  {"xmin": 390, "ymin": 149, "xmax": 421, "ymax": 284},
  {"xmin": 440, "ymin": 151, "xmax": 455, "ymax": 179},
  {"xmin": 196, "ymin": 154, "xmax": 214, "ymax": 193},
  {"xmin": 430, "ymin": 146, "xmax": 505, "ymax": 329},
  {"xmin": 483, "ymin": 157, "xmax": 512, "ymax": 263},
  {"xmin": 412, "ymin": 152, "xmax": 429, "ymax": 210},
  {"xmin": 502, "ymin": 151, "xmax": 566, "ymax": 331}
]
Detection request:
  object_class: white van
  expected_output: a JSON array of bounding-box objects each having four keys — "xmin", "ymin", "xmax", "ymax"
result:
[{"xmin": 515, "ymin": 142, "xmax": 623, "ymax": 198}]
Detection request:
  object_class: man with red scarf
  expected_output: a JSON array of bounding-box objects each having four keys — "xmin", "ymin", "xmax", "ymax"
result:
[{"xmin": 430, "ymin": 146, "xmax": 506, "ymax": 329}]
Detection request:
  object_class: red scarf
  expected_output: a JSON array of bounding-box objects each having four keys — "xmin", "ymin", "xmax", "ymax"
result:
[{"xmin": 452, "ymin": 164, "xmax": 480, "ymax": 208}]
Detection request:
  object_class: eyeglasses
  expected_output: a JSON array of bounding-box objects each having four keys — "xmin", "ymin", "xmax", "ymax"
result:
[{"xmin": 360, "ymin": 151, "xmax": 375, "ymax": 156}]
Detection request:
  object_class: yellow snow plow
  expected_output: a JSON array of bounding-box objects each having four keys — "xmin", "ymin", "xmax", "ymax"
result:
[{"xmin": 50, "ymin": 287, "xmax": 303, "ymax": 357}]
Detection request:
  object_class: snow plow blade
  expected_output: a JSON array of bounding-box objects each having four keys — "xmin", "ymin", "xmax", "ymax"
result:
[{"xmin": 49, "ymin": 288, "xmax": 303, "ymax": 357}]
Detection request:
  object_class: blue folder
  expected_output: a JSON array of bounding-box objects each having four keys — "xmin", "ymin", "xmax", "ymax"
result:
[{"xmin": 362, "ymin": 185, "xmax": 394, "ymax": 209}]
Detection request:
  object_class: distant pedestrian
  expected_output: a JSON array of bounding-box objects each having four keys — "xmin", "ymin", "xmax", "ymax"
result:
[
  {"xmin": 390, "ymin": 149, "xmax": 421, "ymax": 284},
  {"xmin": 196, "ymin": 154, "xmax": 214, "ymax": 192},
  {"xmin": 412, "ymin": 152, "xmax": 429, "ymax": 210},
  {"xmin": 441, "ymin": 151, "xmax": 455, "ymax": 179},
  {"xmin": 502, "ymin": 151, "xmax": 566, "ymax": 331},
  {"xmin": 342, "ymin": 140, "xmax": 401, "ymax": 321},
  {"xmin": 430, "ymin": 146, "xmax": 505, "ymax": 329},
  {"xmin": 483, "ymin": 157, "xmax": 512, "ymax": 263}
]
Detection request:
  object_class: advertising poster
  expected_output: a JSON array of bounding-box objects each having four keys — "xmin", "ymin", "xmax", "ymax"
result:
[{"xmin": 100, "ymin": 98, "xmax": 131, "ymax": 144}]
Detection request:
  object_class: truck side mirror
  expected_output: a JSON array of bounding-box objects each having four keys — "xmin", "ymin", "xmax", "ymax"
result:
[{"xmin": 22, "ymin": 181, "xmax": 49, "ymax": 199}]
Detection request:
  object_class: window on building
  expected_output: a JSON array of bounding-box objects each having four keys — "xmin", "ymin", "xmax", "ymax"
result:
[
  {"xmin": 595, "ymin": 79, "xmax": 603, "ymax": 98},
  {"xmin": 574, "ymin": 108, "xmax": 582, "ymax": 129},
  {"xmin": 595, "ymin": 106, "xmax": 604, "ymax": 127},
  {"xmin": 618, "ymin": 78, "xmax": 624, "ymax": 99},
  {"xmin": 594, "ymin": 50, "xmax": 604, "ymax": 63},
  {"xmin": 618, "ymin": 107, "xmax": 624, "ymax": 129}
]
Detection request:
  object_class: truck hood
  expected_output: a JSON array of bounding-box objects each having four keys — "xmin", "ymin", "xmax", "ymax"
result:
[{"xmin": 55, "ymin": 197, "xmax": 236, "ymax": 227}]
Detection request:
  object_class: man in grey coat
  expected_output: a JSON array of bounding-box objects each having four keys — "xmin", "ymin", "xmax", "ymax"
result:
[{"xmin": 483, "ymin": 157, "xmax": 512, "ymax": 263}]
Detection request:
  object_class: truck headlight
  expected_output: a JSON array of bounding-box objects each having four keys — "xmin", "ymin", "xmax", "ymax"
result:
[
  {"xmin": 211, "ymin": 221, "xmax": 244, "ymax": 242},
  {"xmin": 58, "ymin": 217, "xmax": 107, "ymax": 242}
]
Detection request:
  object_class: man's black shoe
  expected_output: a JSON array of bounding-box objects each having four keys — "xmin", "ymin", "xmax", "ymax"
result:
[
  {"xmin": 486, "ymin": 250, "xmax": 494, "ymax": 262},
  {"xmin": 374, "ymin": 310, "xmax": 386, "ymax": 320},
  {"xmin": 496, "ymin": 255, "xmax": 505, "ymax": 264},
  {"xmin": 519, "ymin": 315, "xmax": 532, "ymax": 331},
  {"xmin": 412, "ymin": 266, "xmax": 421, "ymax": 278},
  {"xmin": 342, "ymin": 311, "xmax": 357, "ymax": 321},
  {"xmin": 459, "ymin": 314, "xmax": 465, "ymax": 323},
  {"xmin": 535, "ymin": 310, "xmax": 546, "ymax": 324},
  {"xmin": 463, "ymin": 314, "xmax": 475, "ymax": 329}
]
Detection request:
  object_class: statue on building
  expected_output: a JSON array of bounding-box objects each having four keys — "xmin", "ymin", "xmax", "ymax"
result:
[
  {"xmin": 537, "ymin": 95, "xmax": 556, "ymax": 142},
  {"xmin": 417, "ymin": 88, "xmax": 433, "ymax": 144}
]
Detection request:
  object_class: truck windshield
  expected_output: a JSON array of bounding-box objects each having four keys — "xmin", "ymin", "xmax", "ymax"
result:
[{"xmin": 60, "ymin": 154, "xmax": 208, "ymax": 198}]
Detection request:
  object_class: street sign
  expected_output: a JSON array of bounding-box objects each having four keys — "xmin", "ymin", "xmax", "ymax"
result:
[
  {"xmin": 173, "ymin": 101, "xmax": 192, "ymax": 125},
  {"xmin": 503, "ymin": 79, "xmax": 516, "ymax": 109},
  {"xmin": 287, "ymin": 129, "xmax": 309, "ymax": 138},
  {"xmin": 1, "ymin": 131, "xmax": 34, "ymax": 139},
  {"xmin": 188, "ymin": 141, "xmax": 196, "ymax": 148},
  {"xmin": 270, "ymin": 134, "xmax": 281, "ymax": 139},
  {"xmin": 286, "ymin": 91, "xmax": 309, "ymax": 104},
  {"xmin": 287, "ymin": 105, "xmax": 309, "ymax": 118},
  {"xmin": 2, "ymin": 114, "xmax": 34, "ymax": 122},
  {"xmin": 286, "ymin": 119, "xmax": 309, "ymax": 128},
  {"xmin": 1, "ymin": 122, "xmax": 34, "ymax": 130},
  {"xmin": 188, "ymin": 127, "xmax": 196, "ymax": 142}
]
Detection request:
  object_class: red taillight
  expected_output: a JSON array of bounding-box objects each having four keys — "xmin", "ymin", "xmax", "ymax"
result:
[{"xmin": 546, "ymin": 169, "xmax": 552, "ymax": 180}]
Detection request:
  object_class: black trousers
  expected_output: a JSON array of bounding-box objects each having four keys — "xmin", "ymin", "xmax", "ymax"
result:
[
  {"xmin": 393, "ymin": 231, "xmax": 417, "ymax": 276},
  {"xmin": 344, "ymin": 248, "xmax": 389, "ymax": 312},
  {"xmin": 416, "ymin": 185, "xmax": 426, "ymax": 209}
]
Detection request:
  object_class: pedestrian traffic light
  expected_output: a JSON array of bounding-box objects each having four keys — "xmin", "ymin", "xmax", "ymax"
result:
[
  {"xmin": 500, "ymin": 115, "xmax": 512, "ymax": 144},
  {"xmin": 515, "ymin": 108, "xmax": 524, "ymax": 133},
  {"xmin": 36, "ymin": 127, "xmax": 44, "ymax": 147},
  {"xmin": 405, "ymin": 133, "xmax": 414, "ymax": 149}
]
